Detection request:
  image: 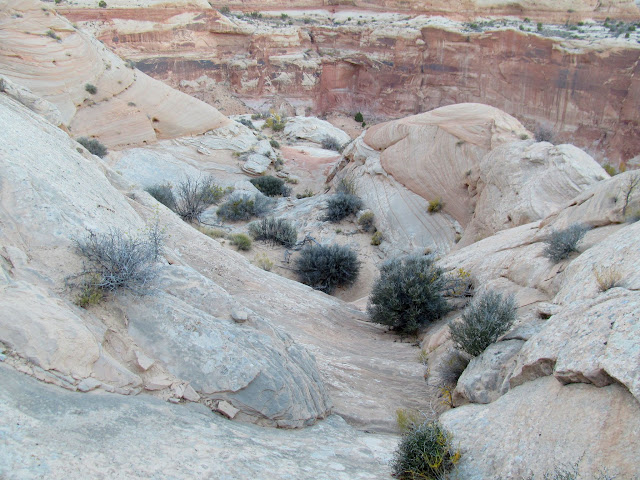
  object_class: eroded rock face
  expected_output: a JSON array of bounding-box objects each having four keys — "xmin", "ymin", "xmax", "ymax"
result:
[
  {"xmin": 63, "ymin": 6, "xmax": 640, "ymax": 163},
  {"xmin": 441, "ymin": 377, "xmax": 640, "ymax": 479}
]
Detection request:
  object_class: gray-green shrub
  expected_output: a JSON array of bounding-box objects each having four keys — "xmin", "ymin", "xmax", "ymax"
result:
[
  {"xmin": 77, "ymin": 137, "xmax": 107, "ymax": 157},
  {"xmin": 248, "ymin": 217, "xmax": 297, "ymax": 247},
  {"xmin": 174, "ymin": 176, "xmax": 224, "ymax": 223},
  {"xmin": 250, "ymin": 175, "xmax": 290, "ymax": 197},
  {"xmin": 368, "ymin": 255, "xmax": 450, "ymax": 336},
  {"xmin": 145, "ymin": 184, "xmax": 176, "ymax": 210},
  {"xmin": 229, "ymin": 233, "xmax": 252, "ymax": 251},
  {"xmin": 391, "ymin": 421, "xmax": 460, "ymax": 480},
  {"xmin": 543, "ymin": 223, "xmax": 589, "ymax": 262},
  {"xmin": 326, "ymin": 193, "xmax": 363, "ymax": 222},
  {"xmin": 296, "ymin": 244, "xmax": 360, "ymax": 294},
  {"xmin": 321, "ymin": 136, "xmax": 342, "ymax": 151},
  {"xmin": 449, "ymin": 291, "xmax": 517, "ymax": 357},
  {"xmin": 85, "ymin": 83, "xmax": 97, "ymax": 94},
  {"xmin": 217, "ymin": 193, "xmax": 274, "ymax": 221}
]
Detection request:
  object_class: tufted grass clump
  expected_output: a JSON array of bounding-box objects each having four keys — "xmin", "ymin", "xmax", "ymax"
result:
[
  {"xmin": 449, "ymin": 291, "xmax": 517, "ymax": 357},
  {"xmin": 253, "ymin": 252, "xmax": 274, "ymax": 271},
  {"xmin": 326, "ymin": 193, "xmax": 363, "ymax": 222},
  {"xmin": 217, "ymin": 193, "xmax": 274, "ymax": 221},
  {"xmin": 229, "ymin": 233, "xmax": 252, "ymax": 251},
  {"xmin": 593, "ymin": 266, "xmax": 623, "ymax": 292},
  {"xmin": 296, "ymin": 244, "xmax": 360, "ymax": 294},
  {"xmin": 77, "ymin": 137, "xmax": 107, "ymax": 158},
  {"xmin": 250, "ymin": 175, "xmax": 289, "ymax": 197},
  {"xmin": 145, "ymin": 184, "xmax": 176, "ymax": 210},
  {"xmin": 391, "ymin": 421, "xmax": 460, "ymax": 480},
  {"xmin": 542, "ymin": 223, "xmax": 589, "ymax": 262},
  {"xmin": 248, "ymin": 217, "xmax": 297, "ymax": 247},
  {"xmin": 428, "ymin": 197, "xmax": 443, "ymax": 213},
  {"xmin": 368, "ymin": 255, "xmax": 450, "ymax": 336}
]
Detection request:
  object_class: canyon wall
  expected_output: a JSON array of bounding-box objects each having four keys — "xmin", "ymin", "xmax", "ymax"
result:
[{"xmin": 61, "ymin": 8, "xmax": 640, "ymax": 164}]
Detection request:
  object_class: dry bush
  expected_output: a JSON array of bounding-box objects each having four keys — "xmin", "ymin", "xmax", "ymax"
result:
[{"xmin": 593, "ymin": 266, "xmax": 623, "ymax": 291}]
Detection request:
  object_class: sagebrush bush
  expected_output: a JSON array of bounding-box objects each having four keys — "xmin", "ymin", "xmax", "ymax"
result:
[
  {"xmin": 77, "ymin": 137, "xmax": 107, "ymax": 158},
  {"xmin": 296, "ymin": 244, "xmax": 360, "ymax": 294},
  {"xmin": 326, "ymin": 193, "xmax": 363, "ymax": 222},
  {"xmin": 535, "ymin": 126, "xmax": 555, "ymax": 143},
  {"xmin": 370, "ymin": 230, "xmax": 383, "ymax": 246},
  {"xmin": 250, "ymin": 175, "xmax": 288, "ymax": 197},
  {"xmin": 248, "ymin": 217, "xmax": 297, "ymax": 247},
  {"xmin": 72, "ymin": 223, "xmax": 163, "ymax": 294},
  {"xmin": 217, "ymin": 193, "xmax": 274, "ymax": 221},
  {"xmin": 229, "ymin": 233, "xmax": 252, "ymax": 251},
  {"xmin": 368, "ymin": 255, "xmax": 450, "ymax": 335},
  {"xmin": 174, "ymin": 176, "xmax": 224, "ymax": 223},
  {"xmin": 391, "ymin": 421, "xmax": 460, "ymax": 480},
  {"xmin": 543, "ymin": 223, "xmax": 589, "ymax": 262},
  {"xmin": 145, "ymin": 184, "xmax": 176, "ymax": 210},
  {"xmin": 449, "ymin": 291, "xmax": 517, "ymax": 357},
  {"xmin": 321, "ymin": 136, "xmax": 342, "ymax": 151},
  {"xmin": 238, "ymin": 118, "xmax": 256, "ymax": 130}
]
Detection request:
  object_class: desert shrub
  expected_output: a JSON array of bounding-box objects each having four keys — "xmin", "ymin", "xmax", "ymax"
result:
[
  {"xmin": 197, "ymin": 226, "xmax": 227, "ymax": 239},
  {"xmin": 145, "ymin": 184, "xmax": 176, "ymax": 210},
  {"xmin": 263, "ymin": 113, "xmax": 287, "ymax": 132},
  {"xmin": 72, "ymin": 224, "xmax": 163, "ymax": 294},
  {"xmin": 98, "ymin": 0, "xmax": 106, "ymax": 7},
  {"xmin": 368, "ymin": 255, "xmax": 450, "ymax": 335},
  {"xmin": 391, "ymin": 421, "xmax": 460, "ymax": 480},
  {"xmin": 449, "ymin": 291, "xmax": 517, "ymax": 357},
  {"xmin": 85, "ymin": 83, "xmax": 97, "ymax": 94},
  {"xmin": 296, "ymin": 244, "xmax": 360, "ymax": 294},
  {"xmin": 270, "ymin": 139, "xmax": 280, "ymax": 149},
  {"xmin": 358, "ymin": 211, "xmax": 375, "ymax": 232},
  {"xmin": 428, "ymin": 197, "xmax": 443, "ymax": 213},
  {"xmin": 253, "ymin": 252, "xmax": 274, "ymax": 271},
  {"xmin": 174, "ymin": 176, "xmax": 224, "ymax": 223},
  {"xmin": 248, "ymin": 217, "xmax": 297, "ymax": 247},
  {"xmin": 542, "ymin": 223, "xmax": 589, "ymax": 262},
  {"xmin": 46, "ymin": 29, "xmax": 61, "ymax": 41},
  {"xmin": 238, "ymin": 118, "xmax": 256, "ymax": 130},
  {"xmin": 371, "ymin": 231, "xmax": 383, "ymax": 246},
  {"xmin": 250, "ymin": 175, "xmax": 288, "ymax": 197},
  {"xmin": 395, "ymin": 408, "xmax": 424, "ymax": 433},
  {"xmin": 229, "ymin": 233, "xmax": 252, "ymax": 251},
  {"xmin": 321, "ymin": 136, "xmax": 342, "ymax": 151},
  {"xmin": 354, "ymin": 112, "xmax": 364, "ymax": 123},
  {"xmin": 74, "ymin": 275, "xmax": 104, "ymax": 308},
  {"xmin": 535, "ymin": 126, "xmax": 555, "ymax": 143},
  {"xmin": 603, "ymin": 164, "xmax": 617, "ymax": 176},
  {"xmin": 326, "ymin": 193, "xmax": 363, "ymax": 222},
  {"xmin": 217, "ymin": 193, "xmax": 274, "ymax": 221},
  {"xmin": 593, "ymin": 266, "xmax": 623, "ymax": 291},
  {"xmin": 519, "ymin": 133, "xmax": 530, "ymax": 140},
  {"xmin": 76, "ymin": 137, "xmax": 107, "ymax": 157}
]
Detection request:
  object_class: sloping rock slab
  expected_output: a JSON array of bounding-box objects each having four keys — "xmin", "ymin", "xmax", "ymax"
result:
[{"xmin": 441, "ymin": 377, "xmax": 640, "ymax": 479}]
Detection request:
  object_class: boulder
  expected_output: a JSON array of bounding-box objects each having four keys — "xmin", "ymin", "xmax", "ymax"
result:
[
  {"xmin": 284, "ymin": 116, "xmax": 351, "ymax": 146},
  {"xmin": 242, "ymin": 153, "xmax": 272, "ymax": 175}
]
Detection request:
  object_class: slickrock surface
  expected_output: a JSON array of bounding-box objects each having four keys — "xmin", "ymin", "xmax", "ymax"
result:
[
  {"xmin": 0, "ymin": 0, "xmax": 229, "ymax": 148},
  {"xmin": 0, "ymin": 364, "xmax": 396, "ymax": 480}
]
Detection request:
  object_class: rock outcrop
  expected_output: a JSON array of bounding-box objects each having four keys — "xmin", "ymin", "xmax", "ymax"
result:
[{"xmin": 61, "ymin": 5, "xmax": 640, "ymax": 164}]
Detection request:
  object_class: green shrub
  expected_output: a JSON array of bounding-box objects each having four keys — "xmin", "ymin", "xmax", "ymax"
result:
[
  {"xmin": 269, "ymin": 139, "xmax": 280, "ymax": 149},
  {"xmin": 354, "ymin": 112, "xmax": 364, "ymax": 123},
  {"xmin": 537, "ymin": 22, "xmax": 543, "ymax": 31},
  {"xmin": 238, "ymin": 118, "xmax": 256, "ymax": 130},
  {"xmin": 449, "ymin": 291, "xmax": 517, "ymax": 357},
  {"xmin": 46, "ymin": 29, "xmax": 61, "ymax": 41},
  {"xmin": 357, "ymin": 211, "xmax": 375, "ymax": 232},
  {"xmin": 74, "ymin": 275, "xmax": 104, "ymax": 308},
  {"xmin": 77, "ymin": 137, "xmax": 107, "ymax": 157},
  {"xmin": 321, "ymin": 136, "xmax": 342, "ymax": 151},
  {"xmin": 174, "ymin": 176, "xmax": 225, "ymax": 223},
  {"xmin": 391, "ymin": 421, "xmax": 460, "ymax": 480},
  {"xmin": 229, "ymin": 233, "xmax": 252, "ymax": 251},
  {"xmin": 248, "ymin": 217, "xmax": 297, "ymax": 247},
  {"xmin": 263, "ymin": 113, "xmax": 287, "ymax": 132},
  {"xmin": 98, "ymin": 0, "xmax": 106, "ymax": 7},
  {"xmin": 253, "ymin": 252, "xmax": 274, "ymax": 271},
  {"xmin": 145, "ymin": 184, "xmax": 176, "ymax": 210},
  {"xmin": 427, "ymin": 197, "xmax": 443, "ymax": 213},
  {"xmin": 85, "ymin": 83, "xmax": 97, "ymax": 94},
  {"xmin": 543, "ymin": 223, "xmax": 589, "ymax": 262},
  {"xmin": 368, "ymin": 255, "xmax": 450, "ymax": 335},
  {"xmin": 296, "ymin": 188, "xmax": 315, "ymax": 199},
  {"xmin": 296, "ymin": 244, "xmax": 360, "ymax": 294},
  {"xmin": 371, "ymin": 231, "xmax": 383, "ymax": 246},
  {"xmin": 217, "ymin": 193, "xmax": 274, "ymax": 221},
  {"xmin": 603, "ymin": 164, "xmax": 617, "ymax": 176},
  {"xmin": 71, "ymin": 222, "xmax": 163, "ymax": 294},
  {"xmin": 326, "ymin": 193, "xmax": 363, "ymax": 222},
  {"xmin": 250, "ymin": 175, "xmax": 289, "ymax": 197}
]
